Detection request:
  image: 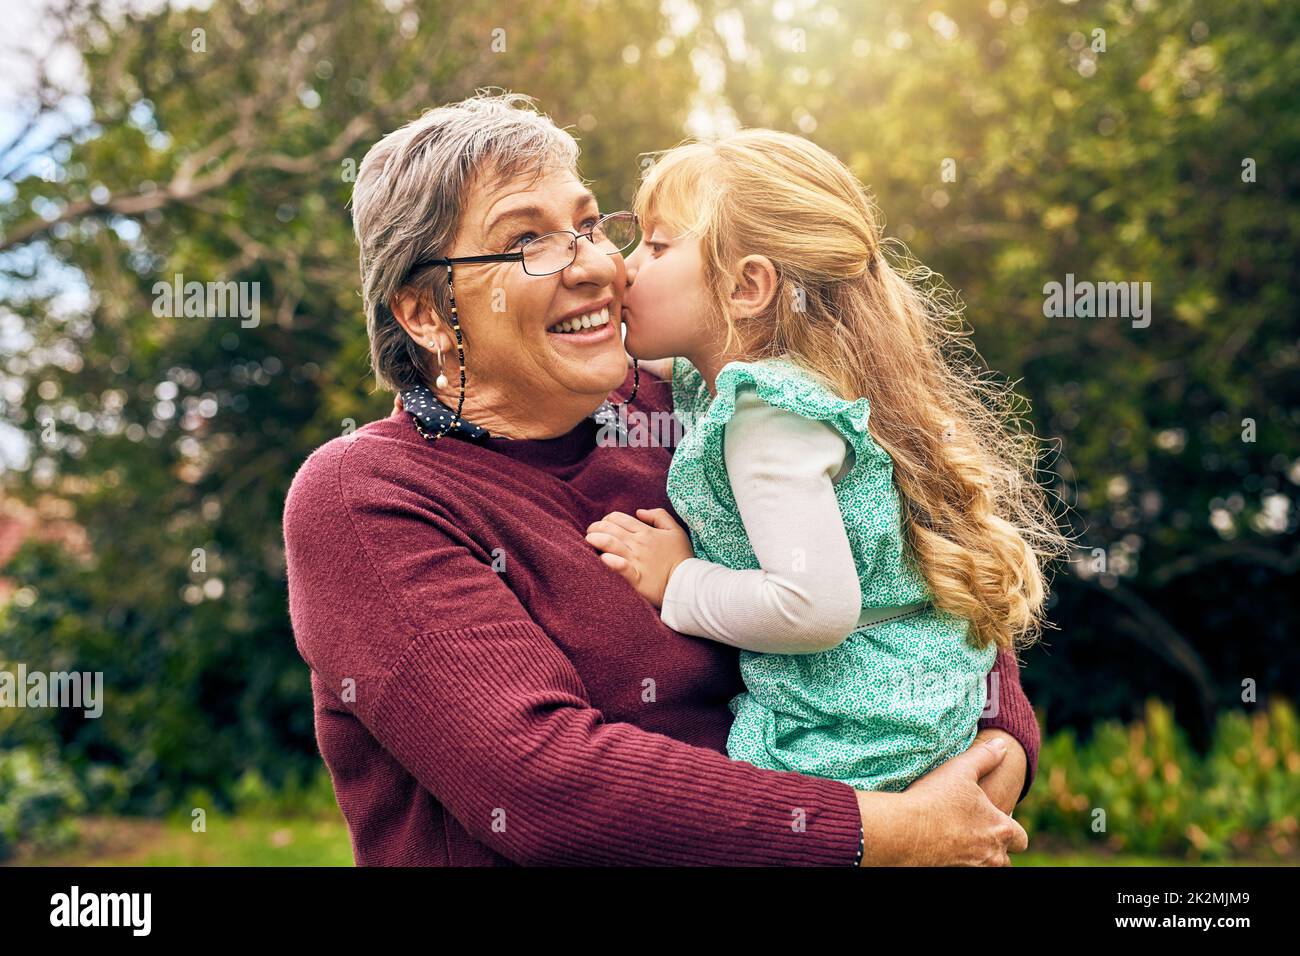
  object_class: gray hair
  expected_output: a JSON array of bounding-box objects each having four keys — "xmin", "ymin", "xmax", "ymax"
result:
[{"xmin": 351, "ymin": 91, "xmax": 581, "ymax": 390}]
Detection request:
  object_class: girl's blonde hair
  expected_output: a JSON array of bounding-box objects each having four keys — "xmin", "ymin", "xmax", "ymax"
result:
[{"xmin": 634, "ymin": 129, "xmax": 1068, "ymax": 651}]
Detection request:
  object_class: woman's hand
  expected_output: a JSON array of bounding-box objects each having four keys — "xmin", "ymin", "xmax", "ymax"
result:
[
  {"xmin": 973, "ymin": 728, "xmax": 1028, "ymax": 816},
  {"xmin": 855, "ymin": 736, "xmax": 1029, "ymax": 866},
  {"xmin": 585, "ymin": 508, "xmax": 694, "ymax": 607}
]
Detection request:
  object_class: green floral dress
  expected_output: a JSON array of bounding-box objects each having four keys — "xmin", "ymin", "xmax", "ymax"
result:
[{"xmin": 668, "ymin": 355, "xmax": 996, "ymax": 791}]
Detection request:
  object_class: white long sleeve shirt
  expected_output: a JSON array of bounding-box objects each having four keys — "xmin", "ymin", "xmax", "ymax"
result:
[{"xmin": 661, "ymin": 383, "xmax": 866, "ymax": 654}]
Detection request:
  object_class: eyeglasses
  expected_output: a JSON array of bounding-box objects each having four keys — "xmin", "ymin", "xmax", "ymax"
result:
[{"xmin": 410, "ymin": 211, "xmax": 640, "ymax": 278}]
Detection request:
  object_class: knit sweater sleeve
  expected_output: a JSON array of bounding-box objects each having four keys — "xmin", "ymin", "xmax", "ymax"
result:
[
  {"xmin": 285, "ymin": 437, "xmax": 864, "ymax": 866},
  {"xmin": 371, "ymin": 620, "xmax": 862, "ymax": 865}
]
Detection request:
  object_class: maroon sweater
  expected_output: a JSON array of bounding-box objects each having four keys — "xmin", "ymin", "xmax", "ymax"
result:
[{"xmin": 283, "ymin": 369, "xmax": 1040, "ymax": 866}]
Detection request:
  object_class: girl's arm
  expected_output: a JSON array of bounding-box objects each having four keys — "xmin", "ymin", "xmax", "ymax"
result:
[{"xmin": 661, "ymin": 384, "xmax": 865, "ymax": 652}]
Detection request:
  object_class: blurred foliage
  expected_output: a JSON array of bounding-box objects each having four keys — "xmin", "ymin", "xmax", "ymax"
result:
[
  {"xmin": 704, "ymin": 0, "xmax": 1300, "ymax": 739},
  {"xmin": 0, "ymin": 745, "xmax": 86, "ymax": 859},
  {"xmin": 1018, "ymin": 698, "xmax": 1300, "ymax": 860},
  {"xmin": 1, "ymin": 0, "xmax": 697, "ymax": 813},
  {"xmin": 0, "ymin": 0, "xmax": 1297, "ymax": 840}
]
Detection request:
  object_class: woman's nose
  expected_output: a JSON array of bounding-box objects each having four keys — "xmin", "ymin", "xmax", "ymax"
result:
[{"xmin": 562, "ymin": 234, "xmax": 617, "ymax": 287}]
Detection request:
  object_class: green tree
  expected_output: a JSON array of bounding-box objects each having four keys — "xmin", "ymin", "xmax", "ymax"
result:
[
  {"xmin": 1, "ymin": 0, "xmax": 697, "ymax": 811},
  {"xmin": 696, "ymin": 0, "xmax": 1300, "ymax": 735}
]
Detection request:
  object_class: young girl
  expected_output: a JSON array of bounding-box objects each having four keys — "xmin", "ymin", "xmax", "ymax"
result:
[{"xmin": 585, "ymin": 129, "xmax": 1065, "ymax": 792}]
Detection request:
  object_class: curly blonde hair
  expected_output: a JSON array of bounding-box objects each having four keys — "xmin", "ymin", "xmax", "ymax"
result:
[{"xmin": 635, "ymin": 129, "xmax": 1068, "ymax": 651}]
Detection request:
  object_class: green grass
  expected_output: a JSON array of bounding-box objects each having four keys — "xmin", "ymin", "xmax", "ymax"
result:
[
  {"xmin": 1016, "ymin": 851, "xmax": 1257, "ymax": 867},
  {"xmin": 9, "ymin": 815, "xmax": 1268, "ymax": 866},
  {"xmin": 16, "ymin": 814, "xmax": 354, "ymax": 867}
]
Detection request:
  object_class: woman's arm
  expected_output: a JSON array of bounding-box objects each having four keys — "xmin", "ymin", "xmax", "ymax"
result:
[
  {"xmin": 974, "ymin": 728, "xmax": 1029, "ymax": 815},
  {"xmin": 369, "ymin": 614, "xmax": 1022, "ymax": 865}
]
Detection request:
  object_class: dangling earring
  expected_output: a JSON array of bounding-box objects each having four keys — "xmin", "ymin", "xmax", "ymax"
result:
[
  {"xmin": 416, "ymin": 266, "xmax": 467, "ymax": 444},
  {"xmin": 433, "ymin": 340, "xmax": 449, "ymax": 389}
]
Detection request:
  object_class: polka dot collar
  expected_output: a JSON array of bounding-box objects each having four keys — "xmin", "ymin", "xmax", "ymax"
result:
[{"xmin": 399, "ymin": 383, "xmax": 627, "ymax": 444}]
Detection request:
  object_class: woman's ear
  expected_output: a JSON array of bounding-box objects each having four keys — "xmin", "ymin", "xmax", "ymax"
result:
[
  {"xmin": 727, "ymin": 255, "xmax": 779, "ymax": 319},
  {"xmin": 390, "ymin": 290, "xmax": 451, "ymax": 354}
]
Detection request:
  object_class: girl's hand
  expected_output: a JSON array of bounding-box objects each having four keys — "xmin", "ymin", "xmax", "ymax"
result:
[{"xmin": 585, "ymin": 508, "xmax": 694, "ymax": 608}]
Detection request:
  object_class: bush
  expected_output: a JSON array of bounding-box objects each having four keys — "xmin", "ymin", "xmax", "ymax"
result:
[
  {"xmin": 174, "ymin": 766, "xmax": 340, "ymax": 822},
  {"xmin": 0, "ymin": 746, "xmax": 86, "ymax": 861},
  {"xmin": 1019, "ymin": 699, "xmax": 1300, "ymax": 861}
]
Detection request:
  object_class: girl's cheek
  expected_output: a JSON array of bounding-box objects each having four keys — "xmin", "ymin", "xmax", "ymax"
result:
[{"xmin": 634, "ymin": 261, "xmax": 663, "ymax": 303}]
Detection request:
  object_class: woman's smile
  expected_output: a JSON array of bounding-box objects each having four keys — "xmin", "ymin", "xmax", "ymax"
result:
[{"xmin": 544, "ymin": 297, "xmax": 619, "ymax": 346}]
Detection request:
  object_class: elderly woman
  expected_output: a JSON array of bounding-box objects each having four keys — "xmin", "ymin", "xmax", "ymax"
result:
[{"xmin": 283, "ymin": 93, "xmax": 1039, "ymax": 866}]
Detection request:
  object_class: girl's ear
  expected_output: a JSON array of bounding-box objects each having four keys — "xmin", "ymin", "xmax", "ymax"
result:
[
  {"xmin": 390, "ymin": 290, "xmax": 451, "ymax": 354},
  {"xmin": 727, "ymin": 255, "xmax": 779, "ymax": 319}
]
